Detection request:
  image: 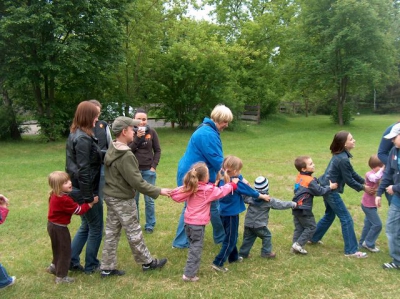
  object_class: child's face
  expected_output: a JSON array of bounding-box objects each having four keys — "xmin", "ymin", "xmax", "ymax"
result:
[
  {"xmin": 226, "ymin": 168, "xmax": 241, "ymax": 177},
  {"xmin": 62, "ymin": 180, "xmax": 73, "ymax": 193},
  {"xmin": 302, "ymin": 158, "xmax": 315, "ymax": 173}
]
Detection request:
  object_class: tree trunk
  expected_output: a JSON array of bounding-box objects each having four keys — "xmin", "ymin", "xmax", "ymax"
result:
[{"xmin": 1, "ymin": 84, "xmax": 21, "ymax": 140}]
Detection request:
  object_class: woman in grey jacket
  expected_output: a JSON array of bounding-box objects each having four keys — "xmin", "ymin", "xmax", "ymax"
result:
[{"xmin": 310, "ymin": 131, "xmax": 374, "ymax": 258}]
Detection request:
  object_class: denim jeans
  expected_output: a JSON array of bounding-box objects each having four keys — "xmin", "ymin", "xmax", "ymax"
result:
[
  {"xmin": 386, "ymin": 203, "xmax": 400, "ymax": 265},
  {"xmin": 135, "ymin": 169, "xmax": 157, "ymax": 230},
  {"xmin": 359, "ymin": 204, "xmax": 382, "ymax": 248},
  {"xmin": 239, "ymin": 226, "xmax": 272, "ymax": 257},
  {"xmin": 0, "ymin": 263, "xmax": 13, "ymax": 288},
  {"xmin": 311, "ymin": 192, "xmax": 358, "ymax": 254},
  {"xmin": 71, "ymin": 197, "xmax": 104, "ymax": 272},
  {"xmin": 213, "ymin": 215, "xmax": 240, "ymax": 266},
  {"xmin": 172, "ymin": 201, "xmax": 225, "ymax": 248}
]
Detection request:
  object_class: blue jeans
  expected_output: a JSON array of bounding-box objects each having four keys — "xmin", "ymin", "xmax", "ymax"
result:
[
  {"xmin": 135, "ymin": 169, "xmax": 156, "ymax": 230},
  {"xmin": 0, "ymin": 263, "xmax": 13, "ymax": 288},
  {"xmin": 359, "ymin": 204, "xmax": 382, "ymax": 248},
  {"xmin": 213, "ymin": 215, "xmax": 240, "ymax": 266},
  {"xmin": 311, "ymin": 192, "xmax": 358, "ymax": 254},
  {"xmin": 71, "ymin": 197, "xmax": 104, "ymax": 272},
  {"xmin": 172, "ymin": 201, "xmax": 225, "ymax": 248},
  {"xmin": 386, "ymin": 203, "xmax": 400, "ymax": 265},
  {"xmin": 239, "ymin": 226, "xmax": 272, "ymax": 257}
]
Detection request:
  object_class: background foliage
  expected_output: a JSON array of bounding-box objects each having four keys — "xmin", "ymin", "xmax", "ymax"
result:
[{"xmin": 0, "ymin": 0, "xmax": 399, "ymax": 140}]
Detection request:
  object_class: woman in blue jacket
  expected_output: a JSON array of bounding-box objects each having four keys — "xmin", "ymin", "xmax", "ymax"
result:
[
  {"xmin": 311, "ymin": 131, "xmax": 374, "ymax": 258},
  {"xmin": 172, "ymin": 105, "xmax": 233, "ymax": 249}
]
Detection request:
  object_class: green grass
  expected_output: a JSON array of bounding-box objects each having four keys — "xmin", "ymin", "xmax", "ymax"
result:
[{"xmin": 1, "ymin": 114, "xmax": 400, "ymax": 299}]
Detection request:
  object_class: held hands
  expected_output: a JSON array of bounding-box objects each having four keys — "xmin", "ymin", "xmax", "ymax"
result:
[
  {"xmin": 375, "ymin": 196, "xmax": 381, "ymax": 208},
  {"xmin": 364, "ymin": 185, "xmax": 376, "ymax": 196},
  {"xmin": 231, "ymin": 178, "xmax": 239, "ymax": 184},
  {"xmin": 89, "ymin": 196, "xmax": 99, "ymax": 208},
  {"xmin": 160, "ymin": 188, "xmax": 172, "ymax": 197},
  {"xmin": 259, "ymin": 193, "xmax": 270, "ymax": 202},
  {"xmin": 329, "ymin": 180, "xmax": 338, "ymax": 190}
]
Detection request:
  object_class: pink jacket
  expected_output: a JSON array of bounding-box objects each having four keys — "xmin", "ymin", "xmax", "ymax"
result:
[
  {"xmin": 171, "ymin": 181, "xmax": 237, "ymax": 225},
  {"xmin": 362, "ymin": 168, "xmax": 384, "ymax": 207}
]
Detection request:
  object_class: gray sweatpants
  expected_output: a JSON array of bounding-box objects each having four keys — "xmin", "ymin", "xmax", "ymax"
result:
[
  {"xmin": 293, "ymin": 214, "xmax": 317, "ymax": 246},
  {"xmin": 184, "ymin": 224, "xmax": 205, "ymax": 278}
]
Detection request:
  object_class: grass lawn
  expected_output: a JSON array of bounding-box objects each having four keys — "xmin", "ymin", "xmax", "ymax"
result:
[{"xmin": 1, "ymin": 114, "xmax": 399, "ymax": 299}]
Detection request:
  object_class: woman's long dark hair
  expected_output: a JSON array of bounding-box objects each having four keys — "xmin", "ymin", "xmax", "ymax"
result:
[{"xmin": 330, "ymin": 131, "xmax": 350, "ymax": 154}]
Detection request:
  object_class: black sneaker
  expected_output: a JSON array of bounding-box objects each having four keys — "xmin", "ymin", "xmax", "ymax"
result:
[
  {"xmin": 69, "ymin": 264, "xmax": 84, "ymax": 272},
  {"xmin": 100, "ymin": 269, "xmax": 126, "ymax": 278},
  {"xmin": 142, "ymin": 258, "xmax": 167, "ymax": 271}
]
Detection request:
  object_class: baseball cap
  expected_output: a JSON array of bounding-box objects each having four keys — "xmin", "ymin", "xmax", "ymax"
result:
[
  {"xmin": 112, "ymin": 117, "xmax": 140, "ymax": 135},
  {"xmin": 384, "ymin": 123, "xmax": 400, "ymax": 139}
]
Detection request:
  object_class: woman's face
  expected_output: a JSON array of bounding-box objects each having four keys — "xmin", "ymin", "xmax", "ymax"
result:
[
  {"xmin": 134, "ymin": 112, "xmax": 148, "ymax": 127},
  {"xmin": 345, "ymin": 133, "xmax": 356, "ymax": 151},
  {"xmin": 215, "ymin": 121, "xmax": 229, "ymax": 132}
]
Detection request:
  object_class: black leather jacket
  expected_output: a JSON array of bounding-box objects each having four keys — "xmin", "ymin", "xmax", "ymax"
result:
[{"xmin": 66, "ymin": 128, "xmax": 102, "ymax": 203}]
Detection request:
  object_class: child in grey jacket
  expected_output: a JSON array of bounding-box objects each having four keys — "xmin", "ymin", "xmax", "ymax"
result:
[{"xmin": 239, "ymin": 176, "xmax": 296, "ymax": 259}]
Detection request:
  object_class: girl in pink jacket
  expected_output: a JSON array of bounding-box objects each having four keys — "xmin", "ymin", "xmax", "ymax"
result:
[{"xmin": 171, "ymin": 162, "xmax": 238, "ymax": 282}]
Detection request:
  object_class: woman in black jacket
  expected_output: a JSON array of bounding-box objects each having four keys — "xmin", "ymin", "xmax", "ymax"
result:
[{"xmin": 66, "ymin": 101, "xmax": 103, "ymax": 274}]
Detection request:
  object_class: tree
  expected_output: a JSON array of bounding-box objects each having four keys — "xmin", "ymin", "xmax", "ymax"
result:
[
  {"xmin": 285, "ymin": 0, "xmax": 399, "ymax": 125},
  {"xmin": 0, "ymin": 0, "xmax": 130, "ymax": 140}
]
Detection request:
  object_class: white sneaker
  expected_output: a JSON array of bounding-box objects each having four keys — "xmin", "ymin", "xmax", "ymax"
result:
[
  {"xmin": 345, "ymin": 251, "xmax": 368, "ymax": 258},
  {"xmin": 292, "ymin": 242, "xmax": 308, "ymax": 254},
  {"xmin": 362, "ymin": 241, "xmax": 380, "ymax": 253}
]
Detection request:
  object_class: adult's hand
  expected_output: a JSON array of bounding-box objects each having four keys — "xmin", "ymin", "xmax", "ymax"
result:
[
  {"xmin": 375, "ymin": 196, "xmax": 381, "ymax": 208},
  {"xmin": 364, "ymin": 185, "xmax": 375, "ymax": 196},
  {"xmin": 160, "ymin": 188, "xmax": 172, "ymax": 197}
]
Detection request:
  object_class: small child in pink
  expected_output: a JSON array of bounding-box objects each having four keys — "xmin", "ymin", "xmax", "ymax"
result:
[
  {"xmin": 171, "ymin": 162, "xmax": 238, "ymax": 282},
  {"xmin": 359, "ymin": 155, "xmax": 384, "ymax": 252}
]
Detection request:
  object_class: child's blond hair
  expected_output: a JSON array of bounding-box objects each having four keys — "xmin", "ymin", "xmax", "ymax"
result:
[
  {"xmin": 182, "ymin": 162, "xmax": 209, "ymax": 194},
  {"xmin": 221, "ymin": 155, "xmax": 243, "ymax": 183},
  {"xmin": 48, "ymin": 171, "xmax": 70, "ymax": 197}
]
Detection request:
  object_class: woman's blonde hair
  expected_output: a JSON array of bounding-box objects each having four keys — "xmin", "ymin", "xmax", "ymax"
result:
[
  {"xmin": 182, "ymin": 162, "xmax": 209, "ymax": 194},
  {"xmin": 48, "ymin": 171, "xmax": 70, "ymax": 197},
  {"xmin": 210, "ymin": 104, "xmax": 233, "ymax": 124},
  {"xmin": 221, "ymin": 155, "xmax": 243, "ymax": 183}
]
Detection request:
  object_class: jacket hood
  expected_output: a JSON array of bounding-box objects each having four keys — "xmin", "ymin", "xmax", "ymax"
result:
[{"xmin": 105, "ymin": 141, "xmax": 131, "ymax": 166}]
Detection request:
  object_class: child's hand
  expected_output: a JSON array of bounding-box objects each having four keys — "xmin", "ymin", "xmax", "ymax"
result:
[
  {"xmin": 375, "ymin": 196, "xmax": 381, "ymax": 208},
  {"xmin": 329, "ymin": 180, "xmax": 338, "ymax": 190},
  {"xmin": 160, "ymin": 188, "xmax": 172, "ymax": 197},
  {"xmin": 231, "ymin": 178, "xmax": 239, "ymax": 184},
  {"xmin": 259, "ymin": 194, "xmax": 270, "ymax": 202}
]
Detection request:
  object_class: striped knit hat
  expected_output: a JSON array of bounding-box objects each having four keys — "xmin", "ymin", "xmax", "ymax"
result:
[{"xmin": 254, "ymin": 176, "xmax": 269, "ymax": 194}]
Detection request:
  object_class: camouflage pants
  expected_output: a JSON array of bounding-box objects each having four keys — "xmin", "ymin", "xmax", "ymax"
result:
[{"xmin": 101, "ymin": 196, "xmax": 152, "ymax": 270}]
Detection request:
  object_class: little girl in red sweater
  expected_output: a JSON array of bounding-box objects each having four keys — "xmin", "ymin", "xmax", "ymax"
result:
[{"xmin": 47, "ymin": 171, "xmax": 98, "ymax": 284}]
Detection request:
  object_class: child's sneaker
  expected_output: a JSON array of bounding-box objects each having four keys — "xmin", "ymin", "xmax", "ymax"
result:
[
  {"xmin": 307, "ymin": 240, "xmax": 323, "ymax": 245},
  {"xmin": 142, "ymin": 258, "xmax": 167, "ymax": 271},
  {"xmin": 100, "ymin": 269, "xmax": 126, "ymax": 278},
  {"xmin": 362, "ymin": 241, "xmax": 380, "ymax": 253},
  {"xmin": 261, "ymin": 252, "xmax": 276, "ymax": 259},
  {"xmin": 55, "ymin": 276, "xmax": 75, "ymax": 284},
  {"xmin": 344, "ymin": 251, "xmax": 368, "ymax": 258},
  {"xmin": 292, "ymin": 242, "xmax": 308, "ymax": 254},
  {"xmin": 182, "ymin": 274, "xmax": 200, "ymax": 282},
  {"xmin": 46, "ymin": 264, "xmax": 56, "ymax": 275},
  {"xmin": 211, "ymin": 264, "xmax": 229, "ymax": 273},
  {"xmin": 0, "ymin": 276, "xmax": 16, "ymax": 289}
]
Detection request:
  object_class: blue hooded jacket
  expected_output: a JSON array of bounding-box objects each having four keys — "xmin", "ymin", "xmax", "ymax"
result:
[{"xmin": 176, "ymin": 117, "xmax": 223, "ymax": 186}]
